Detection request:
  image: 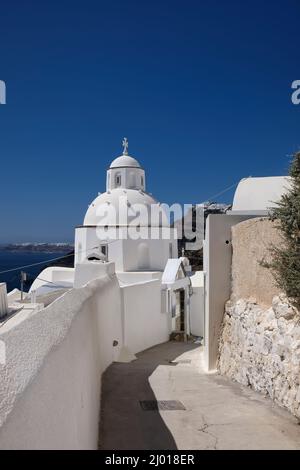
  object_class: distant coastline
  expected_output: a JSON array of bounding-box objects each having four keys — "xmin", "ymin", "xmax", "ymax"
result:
[{"xmin": 0, "ymin": 243, "xmax": 74, "ymax": 253}]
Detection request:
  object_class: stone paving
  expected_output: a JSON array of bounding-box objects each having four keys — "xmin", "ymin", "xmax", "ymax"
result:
[{"xmin": 99, "ymin": 341, "xmax": 300, "ymax": 450}]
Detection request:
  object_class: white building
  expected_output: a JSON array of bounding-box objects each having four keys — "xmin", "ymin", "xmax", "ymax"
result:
[
  {"xmin": 0, "ymin": 147, "xmax": 291, "ymax": 448},
  {"xmin": 29, "ymin": 139, "xmax": 202, "ymax": 341},
  {"xmin": 74, "ymin": 138, "xmax": 178, "ymax": 274},
  {"xmin": 203, "ymin": 175, "xmax": 292, "ymax": 371}
]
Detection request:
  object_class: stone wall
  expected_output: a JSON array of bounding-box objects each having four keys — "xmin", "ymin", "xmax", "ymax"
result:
[
  {"xmin": 219, "ymin": 295, "xmax": 300, "ymax": 418},
  {"xmin": 218, "ymin": 217, "xmax": 300, "ymax": 419},
  {"xmin": 231, "ymin": 218, "xmax": 282, "ymax": 306}
]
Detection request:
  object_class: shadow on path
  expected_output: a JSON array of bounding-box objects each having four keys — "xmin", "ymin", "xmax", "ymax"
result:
[{"xmin": 99, "ymin": 341, "xmax": 198, "ymax": 450}]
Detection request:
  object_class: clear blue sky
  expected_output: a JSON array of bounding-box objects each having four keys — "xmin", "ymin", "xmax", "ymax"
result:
[{"xmin": 0, "ymin": 0, "xmax": 299, "ymax": 243}]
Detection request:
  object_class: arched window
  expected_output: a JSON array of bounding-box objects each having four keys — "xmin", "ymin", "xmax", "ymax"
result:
[
  {"xmin": 115, "ymin": 173, "xmax": 121, "ymax": 187},
  {"xmin": 129, "ymin": 171, "xmax": 136, "ymax": 188},
  {"xmin": 100, "ymin": 244, "xmax": 108, "ymax": 261}
]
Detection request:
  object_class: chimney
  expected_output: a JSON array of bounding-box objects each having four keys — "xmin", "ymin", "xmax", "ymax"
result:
[{"xmin": 0, "ymin": 283, "xmax": 9, "ymax": 319}]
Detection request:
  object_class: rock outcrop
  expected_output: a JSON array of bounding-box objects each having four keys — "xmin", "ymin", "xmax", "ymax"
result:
[{"xmin": 218, "ymin": 295, "xmax": 300, "ymax": 419}]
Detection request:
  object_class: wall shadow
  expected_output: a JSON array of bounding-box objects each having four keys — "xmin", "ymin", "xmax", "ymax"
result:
[{"xmin": 99, "ymin": 341, "xmax": 199, "ymax": 450}]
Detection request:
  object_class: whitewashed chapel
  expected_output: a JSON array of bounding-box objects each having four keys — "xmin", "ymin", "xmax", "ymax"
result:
[
  {"xmin": 0, "ymin": 140, "xmax": 204, "ymax": 448},
  {"xmin": 0, "ymin": 138, "xmax": 291, "ymax": 449},
  {"xmin": 25, "ymin": 139, "xmax": 203, "ymax": 347}
]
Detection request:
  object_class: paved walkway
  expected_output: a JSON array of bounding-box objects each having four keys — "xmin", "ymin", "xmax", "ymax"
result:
[{"xmin": 99, "ymin": 341, "xmax": 300, "ymax": 450}]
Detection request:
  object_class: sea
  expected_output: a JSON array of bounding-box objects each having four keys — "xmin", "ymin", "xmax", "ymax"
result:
[{"xmin": 0, "ymin": 251, "xmax": 65, "ymax": 293}]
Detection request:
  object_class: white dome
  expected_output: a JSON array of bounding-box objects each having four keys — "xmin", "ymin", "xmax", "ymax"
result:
[
  {"xmin": 110, "ymin": 155, "xmax": 141, "ymax": 169},
  {"xmin": 232, "ymin": 176, "xmax": 291, "ymax": 212},
  {"xmin": 84, "ymin": 188, "xmax": 169, "ymax": 227}
]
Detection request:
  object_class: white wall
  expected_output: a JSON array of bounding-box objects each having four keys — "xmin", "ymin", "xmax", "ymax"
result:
[
  {"xmin": 107, "ymin": 166, "xmax": 145, "ymax": 191},
  {"xmin": 75, "ymin": 226, "xmax": 178, "ymax": 273},
  {"xmin": 0, "ymin": 275, "xmax": 122, "ymax": 450},
  {"xmin": 189, "ymin": 271, "xmax": 204, "ymax": 338},
  {"xmin": 74, "ymin": 261, "xmax": 115, "ymax": 288},
  {"xmin": 0, "ymin": 272, "xmax": 170, "ymax": 449},
  {"xmin": 74, "ymin": 226, "xmax": 122, "ymax": 270},
  {"xmin": 29, "ymin": 267, "xmax": 74, "ymax": 292},
  {"xmin": 122, "ymin": 279, "xmax": 170, "ymax": 354},
  {"xmin": 122, "ymin": 238, "xmax": 175, "ymax": 271},
  {"xmin": 117, "ymin": 271, "xmax": 162, "ymax": 285},
  {"xmin": 203, "ymin": 214, "xmax": 256, "ymax": 371},
  {"xmin": 0, "ymin": 283, "xmax": 8, "ymax": 319}
]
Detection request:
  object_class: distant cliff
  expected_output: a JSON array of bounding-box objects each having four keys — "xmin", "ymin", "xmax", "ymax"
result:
[{"xmin": 1, "ymin": 243, "xmax": 74, "ymax": 253}]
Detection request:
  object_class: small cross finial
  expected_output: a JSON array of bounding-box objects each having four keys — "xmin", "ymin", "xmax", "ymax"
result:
[{"xmin": 122, "ymin": 137, "xmax": 128, "ymax": 155}]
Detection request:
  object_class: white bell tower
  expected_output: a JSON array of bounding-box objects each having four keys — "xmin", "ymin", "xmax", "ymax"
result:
[{"xmin": 106, "ymin": 138, "xmax": 146, "ymax": 191}]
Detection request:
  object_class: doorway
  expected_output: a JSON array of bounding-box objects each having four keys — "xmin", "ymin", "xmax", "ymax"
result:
[{"xmin": 174, "ymin": 288, "xmax": 185, "ymax": 333}]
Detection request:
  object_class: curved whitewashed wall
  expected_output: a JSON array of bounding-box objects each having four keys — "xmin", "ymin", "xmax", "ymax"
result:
[
  {"xmin": 0, "ymin": 271, "xmax": 170, "ymax": 449},
  {"xmin": 29, "ymin": 267, "xmax": 75, "ymax": 293},
  {"xmin": 0, "ymin": 275, "xmax": 122, "ymax": 450}
]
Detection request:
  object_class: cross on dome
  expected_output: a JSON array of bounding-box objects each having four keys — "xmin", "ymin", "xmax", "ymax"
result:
[
  {"xmin": 122, "ymin": 137, "xmax": 129, "ymax": 155},
  {"xmin": 109, "ymin": 138, "xmax": 142, "ymax": 170}
]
